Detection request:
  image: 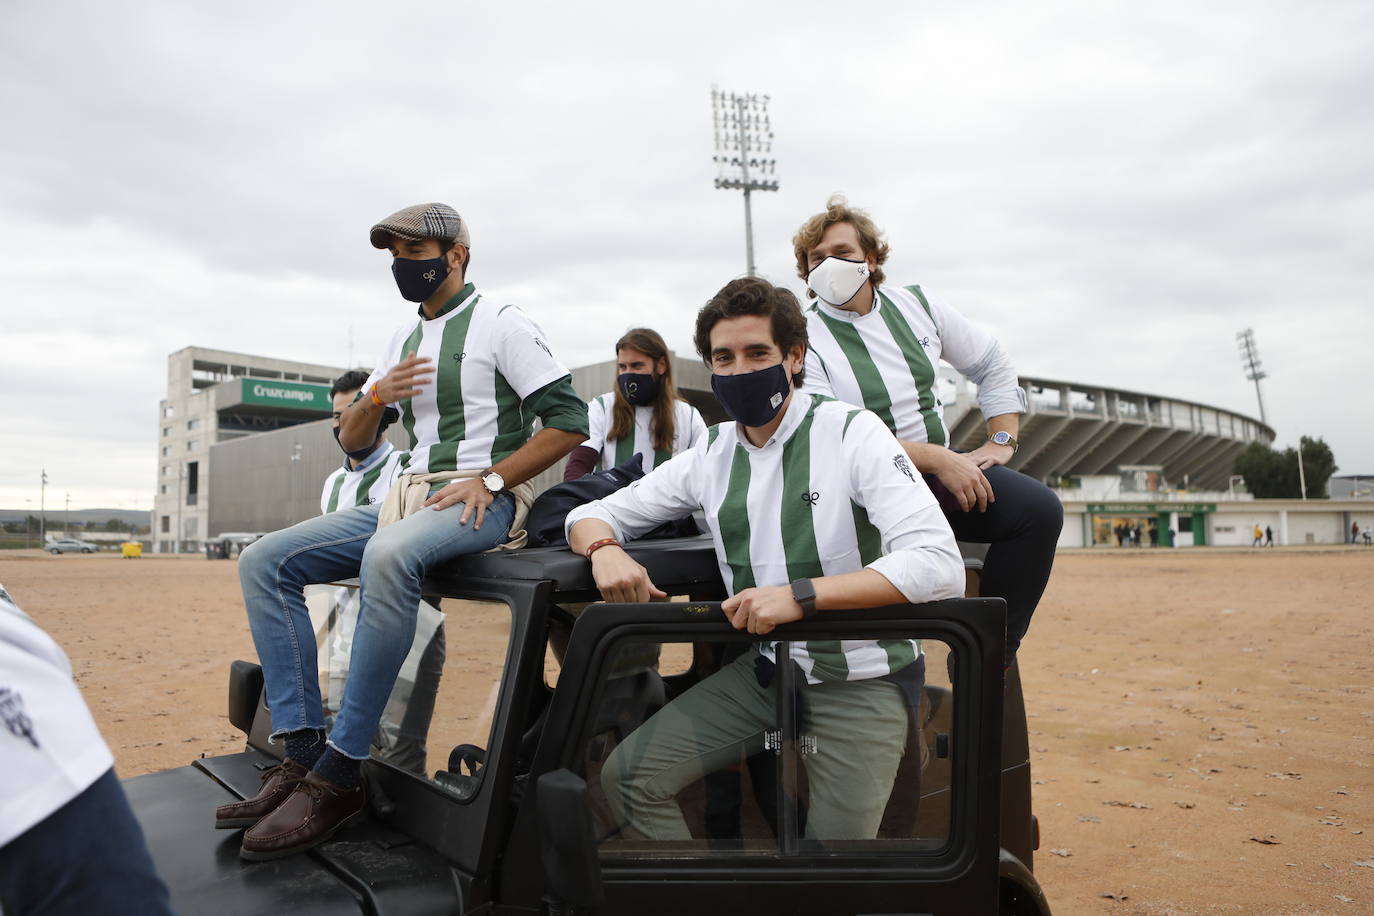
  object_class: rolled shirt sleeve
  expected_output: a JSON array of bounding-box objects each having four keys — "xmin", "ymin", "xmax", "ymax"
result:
[{"xmin": 921, "ymin": 289, "xmax": 1026, "ymax": 421}]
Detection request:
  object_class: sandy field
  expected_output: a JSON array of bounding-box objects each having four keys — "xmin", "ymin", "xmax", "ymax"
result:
[{"xmin": 1, "ymin": 546, "xmax": 1371, "ymax": 915}]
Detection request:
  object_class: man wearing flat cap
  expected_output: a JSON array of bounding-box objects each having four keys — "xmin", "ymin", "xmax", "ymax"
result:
[{"xmin": 222, "ymin": 202, "xmax": 589, "ymax": 860}]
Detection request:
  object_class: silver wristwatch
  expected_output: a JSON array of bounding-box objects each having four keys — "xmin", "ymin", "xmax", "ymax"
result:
[
  {"xmin": 988, "ymin": 431, "xmax": 1019, "ymax": 453},
  {"xmin": 480, "ymin": 470, "xmax": 505, "ymax": 495}
]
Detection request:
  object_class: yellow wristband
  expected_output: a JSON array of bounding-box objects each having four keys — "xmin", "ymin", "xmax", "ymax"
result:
[{"xmin": 368, "ymin": 386, "xmax": 385, "ymax": 407}]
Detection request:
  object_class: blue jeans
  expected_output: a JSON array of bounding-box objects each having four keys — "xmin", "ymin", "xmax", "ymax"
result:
[
  {"xmin": 238, "ymin": 493, "xmax": 515, "ymax": 759},
  {"xmin": 0, "ymin": 769, "xmax": 173, "ymax": 916}
]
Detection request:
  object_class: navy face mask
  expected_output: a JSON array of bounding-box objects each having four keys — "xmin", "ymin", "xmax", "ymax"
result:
[
  {"xmin": 392, "ymin": 255, "xmax": 449, "ymax": 303},
  {"xmin": 710, "ymin": 363, "xmax": 790, "ymax": 428},
  {"xmin": 618, "ymin": 372, "xmax": 658, "ymax": 406},
  {"xmin": 332, "ymin": 426, "xmax": 378, "ymax": 463}
]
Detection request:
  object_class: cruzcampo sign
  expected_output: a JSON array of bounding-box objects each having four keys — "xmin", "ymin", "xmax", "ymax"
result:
[
  {"xmin": 1086, "ymin": 502, "xmax": 1217, "ymax": 514},
  {"xmin": 239, "ymin": 378, "xmax": 331, "ymax": 411}
]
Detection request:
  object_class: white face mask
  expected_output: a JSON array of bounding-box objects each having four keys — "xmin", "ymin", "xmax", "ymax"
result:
[{"xmin": 807, "ymin": 256, "xmax": 870, "ymax": 306}]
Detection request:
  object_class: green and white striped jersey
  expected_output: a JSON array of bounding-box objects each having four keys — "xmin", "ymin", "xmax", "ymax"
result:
[
  {"xmin": 566, "ymin": 392, "xmax": 964, "ymax": 683},
  {"xmin": 802, "ymin": 284, "xmax": 1024, "ymax": 446},
  {"xmin": 319, "ymin": 441, "xmax": 406, "ymax": 514},
  {"xmin": 363, "ymin": 283, "xmax": 572, "ymax": 474},
  {"xmin": 584, "ymin": 395, "xmax": 707, "ymax": 472}
]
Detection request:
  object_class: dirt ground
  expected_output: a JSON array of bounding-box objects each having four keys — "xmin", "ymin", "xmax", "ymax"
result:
[{"xmin": 1, "ymin": 546, "xmax": 1370, "ymax": 915}]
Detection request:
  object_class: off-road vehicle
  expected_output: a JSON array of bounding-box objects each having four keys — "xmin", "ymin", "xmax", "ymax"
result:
[{"xmin": 125, "ymin": 535, "xmax": 1051, "ymax": 915}]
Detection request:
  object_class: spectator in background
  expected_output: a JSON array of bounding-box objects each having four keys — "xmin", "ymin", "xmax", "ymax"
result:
[
  {"xmin": 1265, "ymin": 525, "xmax": 1274, "ymax": 547},
  {"xmin": 564, "ymin": 327, "xmax": 707, "ymax": 481}
]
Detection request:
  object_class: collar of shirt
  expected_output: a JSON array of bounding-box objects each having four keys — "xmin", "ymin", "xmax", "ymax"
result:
[
  {"xmin": 731, "ymin": 388, "xmax": 812, "ymax": 453},
  {"xmin": 342, "ymin": 439, "xmax": 394, "ymax": 474},
  {"xmin": 418, "ymin": 282, "xmax": 478, "ymax": 320},
  {"xmin": 813, "ymin": 285, "xmax": 885, "ymax": 323}
]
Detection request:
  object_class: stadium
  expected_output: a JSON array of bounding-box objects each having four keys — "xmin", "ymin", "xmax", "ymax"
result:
[{"xmin": 151, "ymin": 346, "xmax": 1370, "ymax": 555}]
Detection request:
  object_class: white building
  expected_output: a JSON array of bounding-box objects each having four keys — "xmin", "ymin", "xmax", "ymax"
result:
[{"xmin": 152, "ymin": 347, "xmax": 348, "ymax": 553}]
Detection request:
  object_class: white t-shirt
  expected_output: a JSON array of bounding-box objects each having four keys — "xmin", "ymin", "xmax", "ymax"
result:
[
  {"xmin": 584, "ymin": 395, "xmax": 707, "ymax": 472},
  {"xmin": 0, "ymin": 591, "xmax": 114, "ymax": 847}
]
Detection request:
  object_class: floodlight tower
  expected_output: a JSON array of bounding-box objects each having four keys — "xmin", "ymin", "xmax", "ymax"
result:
[
  {"xmin": 1238, "ymin": 327, "xmax": 1305, "ymax": 499},
  {"xmin": 712, "ymin": 87, "xmax": 779, "ymax": 277},
  {"xmin": 1236, "ymin": 328, "xmax": 1267, "ymax": 425}
]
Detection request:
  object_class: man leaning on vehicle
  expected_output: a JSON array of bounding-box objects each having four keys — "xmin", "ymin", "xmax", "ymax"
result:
[{"xmin": 566, "ymin": 276, "xmax": 964, "ymax": 841}]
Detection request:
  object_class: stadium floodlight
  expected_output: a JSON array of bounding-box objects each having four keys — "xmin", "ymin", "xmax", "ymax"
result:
[
  {"xmin": 712, "ymin": 86, "xmax": 779, "ymax": 277},
  {"xmin": 1235, "ymin": 328, "xmax": 1267, "ymax": 425},
  {"xmin": 1237, "ymin": 327, "xmax": 1306, "ymax": 500}
]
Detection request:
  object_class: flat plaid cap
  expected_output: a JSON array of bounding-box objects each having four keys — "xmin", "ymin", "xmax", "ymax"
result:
[{"xmin": 369, "ymin": 202, "xmax": 470, "ymax": 249}]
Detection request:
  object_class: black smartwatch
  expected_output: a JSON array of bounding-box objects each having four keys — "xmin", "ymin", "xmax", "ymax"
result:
[{"xmin": 790, "ymin": 577, "xmax": 818, "ymax": 619}]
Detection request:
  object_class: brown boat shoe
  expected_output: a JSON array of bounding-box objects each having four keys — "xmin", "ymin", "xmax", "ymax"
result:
[
  {"xmin": 239, "ymin": 771, "xmax": 366, "ymax": 861},
  {"xmin": 214, "ymin": 759, "xmax": 309, "ymax": 829}
]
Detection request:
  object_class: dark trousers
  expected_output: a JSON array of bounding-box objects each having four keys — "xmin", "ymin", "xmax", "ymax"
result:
[
  {"xmin": 0, "ymin": 768, "xmax": 173, "ymax": 916},
  {"xmin": 927, "ymin": 465, "xmax": 1063, "ymax": 657}
]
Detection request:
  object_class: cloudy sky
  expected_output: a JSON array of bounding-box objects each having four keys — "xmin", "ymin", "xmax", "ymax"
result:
[{"xmin": 2, "ymin": 0, "xmax": 1370, "ymax": 510}]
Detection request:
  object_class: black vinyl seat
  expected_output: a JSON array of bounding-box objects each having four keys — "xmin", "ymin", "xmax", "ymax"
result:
[{"xmin": 425, "ymin": 535, "xmax": 723, "ymax": 598}]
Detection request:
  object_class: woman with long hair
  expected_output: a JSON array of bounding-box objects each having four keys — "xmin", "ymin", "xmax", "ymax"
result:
[{"xmin": 564, "ymin": 328, "xmax": 707, "ymax": 480}]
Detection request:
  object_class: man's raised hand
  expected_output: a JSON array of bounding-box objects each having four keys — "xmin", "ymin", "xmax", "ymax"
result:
[{"xmin": 375, "ymin": 353, "xmax": 434, "ymax": 403}]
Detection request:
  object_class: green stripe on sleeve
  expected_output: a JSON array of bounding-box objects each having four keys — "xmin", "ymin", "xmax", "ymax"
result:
[
  {"xmin": 851, "ymin": 500, "xmax": 883, "ymax": 565},
  {"xmin": 876, "ymin": 291, "xmax": 945, "ymax": 446},
  {"xmin": 397, "ymin": 322, "xmax": 424, "ymax": 448},
  {"xmin": 324, "ymin": 474, "xmax": 345, "ymax": 514},
  {"xmin": 716, "ymin": 444, "xmax": 755, "ymax": 592},
  {"xmin": 779, "ymin": 404, "xmax": 822, "ymax": 582},
  {"xmin": 816, "ymin": 310, "xmax": 898, "ymax": 432},
  {"xmin": 707, "ymin": 424, "xmax": 721, "ymax": 448},
  {"xmin": 424, "ymin": 299, "xmax": 481, "ymax": 471}
]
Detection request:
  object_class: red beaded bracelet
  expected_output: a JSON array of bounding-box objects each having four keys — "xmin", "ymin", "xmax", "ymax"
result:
[{"xmin": 584, "ymin": 537, "xmax": 621, "ymax": 559}]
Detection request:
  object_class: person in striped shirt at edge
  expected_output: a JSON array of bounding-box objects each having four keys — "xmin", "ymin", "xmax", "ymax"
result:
[
  {"xmin": 794, "ymin": 196, "xmax": 1063, "ymax": 665},
  {"xmin": 566, "ymin": 277, "xmax": 965, "ymax": 841},
  {"xmin": 563, "ymin": 327, "xmax": 708, "ymax": 481},
  {"xmin": 221, "ymin": 203, "xmax": 589, "ymax": 861},
  {"xmin": 315, "ymin": 369, "xmax": 445, "ymax": 778}
]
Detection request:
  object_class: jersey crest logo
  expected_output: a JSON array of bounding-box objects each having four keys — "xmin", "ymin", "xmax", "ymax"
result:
[
  {"xmin": 918, "ymin": 336, "xmax": 931, "ymax": 350},
  {"xmin": 802, "ymin": 490, "xmax": 820, "ymax": 506},
  {"xmin": 893, "ymin": 454, "xmax": 915, "ymax": 482},
  {"xmin": 453, "ymin": 351, "xmax": 465, "ymax": 362},
  {"xmin": 0, "ymin": 688, "xmax": 39, "ymax": 748},
  {"xmin": 534, "ymin": 337, "xmax": 553, "ymax": 358}
]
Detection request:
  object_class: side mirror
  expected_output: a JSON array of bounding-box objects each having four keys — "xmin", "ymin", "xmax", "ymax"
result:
[
  {"xmin": 537, "ymin": 768, "xmax": 604, "ymax": 912},
  {"xmin": 227, "ymin": 660, "xmax": 264, "ymax": 736}
]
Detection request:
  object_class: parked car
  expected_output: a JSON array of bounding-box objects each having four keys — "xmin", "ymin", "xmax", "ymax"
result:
[
  {"xmin": 47, "ymin": 538, "xmax": 99, "ymax": 554},
  {"xmin": 125, "ymin": 536, "xmax": 1049, "ymax": 915}
]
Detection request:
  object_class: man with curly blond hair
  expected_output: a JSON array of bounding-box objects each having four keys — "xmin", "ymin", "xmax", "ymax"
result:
[{"xmin": 793, "ymin": 196, "xmax": 1062, "ymax": 661}]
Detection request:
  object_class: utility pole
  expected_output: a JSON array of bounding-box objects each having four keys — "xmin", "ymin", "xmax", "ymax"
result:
[
  {"xmin": 65, "ymin": 492, "xmax": 71, "ymax": 536},
  {"xmin": 40, "ymin": 469, "xmax": 47, "ymax": 544},
  {"xmin": 712, "ymin": 87, "xmax": 779, "ymax": 277}
]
